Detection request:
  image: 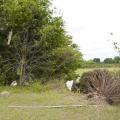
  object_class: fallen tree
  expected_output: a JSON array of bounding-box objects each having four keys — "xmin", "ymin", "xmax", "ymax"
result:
[{"xmin": 80, "ymin": 69, "xmax": 120, "ymax": 104}]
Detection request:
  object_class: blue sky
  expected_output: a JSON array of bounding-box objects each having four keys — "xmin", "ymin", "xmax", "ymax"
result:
[{"xmin": 52, "ymin": 0, "xmax": 120, "ymax": 60}]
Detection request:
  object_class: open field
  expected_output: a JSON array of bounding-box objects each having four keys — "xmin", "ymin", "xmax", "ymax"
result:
[
  {"xmin": 76, "ymin": 67, "xmax": 120, "ymax": 76},
  {"xmin": 0, "ymin": 68, "xmax": 120, "ymax": 120}
]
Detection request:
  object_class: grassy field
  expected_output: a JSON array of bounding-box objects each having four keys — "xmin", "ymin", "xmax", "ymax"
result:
[
  {"xmin": 0, "ymin": 68, "xmax": 120, "ymax": 120},
  {"xmin": 76, "ymin": 67, "xmax": 120, "ymax": 75}
]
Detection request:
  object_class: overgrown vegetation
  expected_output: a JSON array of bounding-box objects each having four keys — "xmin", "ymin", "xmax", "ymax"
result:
[
  {"xmin": 80, "ymin": 69, "xmax": 120, "ymax": 104},
  {"xmin": 1, "ymin": 72, "xmax": 120, "ymax": 120},
  {"xmin": 0, "ymin": 0, "xmax": 82, "ymax": 86}
]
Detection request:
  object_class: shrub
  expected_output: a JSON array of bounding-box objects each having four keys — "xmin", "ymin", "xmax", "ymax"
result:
[
  {"xmin": 65, "ymin": 71, "xmax": 79, "ymax": 81},
  {"xmin": 30, "ymin": 82, "xmax": 44, "ymax": 93},
  {"xmin": 80, "ymin": 69, "xmax": 120, "ymax": 104}
]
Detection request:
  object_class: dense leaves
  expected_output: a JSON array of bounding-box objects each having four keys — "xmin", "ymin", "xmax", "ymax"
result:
[{"xmin": 0, "ymin": 0, "xmax": 82, "ymax": 85}]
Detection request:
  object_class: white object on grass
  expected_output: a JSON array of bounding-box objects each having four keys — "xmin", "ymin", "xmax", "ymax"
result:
[
  {"xmin": 66, "ymin": 80, "xmax": 74, "ymax": 91},
  {"xmin": 10, "ymin": 81, "xmax": 17, "ymax": 86}
]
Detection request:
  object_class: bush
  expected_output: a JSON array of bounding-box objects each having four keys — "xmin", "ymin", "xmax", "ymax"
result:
[
  {"xmin": 80, "ymin": 69, "xmax": 120, "ymax": 104},
  {"xmin": 52, "ymin": 47, "xmax": 83, "ymax": 77},
  {"xmin": 65, "ymin": 71, "xmax": 79, "ymax": 81}
]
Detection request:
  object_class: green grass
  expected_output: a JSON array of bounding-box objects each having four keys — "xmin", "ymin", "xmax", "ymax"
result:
[
  {"xmin": 0, "ymin": 68, "xmax": 120, "ymax": 120},
  {"xmin": 76, "ymin": 67, "xmax": 120, "ymax": 76}
]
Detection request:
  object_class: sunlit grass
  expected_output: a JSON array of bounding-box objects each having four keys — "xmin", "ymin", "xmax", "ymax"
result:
[{"xmin": 76, "ymin": 67, "xmax": 120, "ymax": 76}]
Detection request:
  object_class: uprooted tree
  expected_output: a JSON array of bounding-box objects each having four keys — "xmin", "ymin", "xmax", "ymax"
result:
[
  {"xmin": 0, "ymin": 0, "xmax": 82, "ymax": 85},
  {"xmin": 80, "ymin": 69, "xmax": 120, "ymax": 104}
]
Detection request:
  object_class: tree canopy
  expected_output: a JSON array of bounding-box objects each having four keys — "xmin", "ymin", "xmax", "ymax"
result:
[{"xmin": 0, "ymin": 0, "xmax": 83, "ymax": 85}]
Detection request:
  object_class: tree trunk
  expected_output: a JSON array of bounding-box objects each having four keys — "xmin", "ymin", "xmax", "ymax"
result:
[
  {"xmin": 19, "ymin": 31, "xmax": 28, "ymax": 86},
  {"xmin": 19, "ymin": 53, "xmax": 26, "ymax": 86}
]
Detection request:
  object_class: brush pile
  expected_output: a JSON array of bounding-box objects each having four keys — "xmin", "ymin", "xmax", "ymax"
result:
[{"xmin": 80, "ymin": 69, "xmax": 120, "ymax": 104}]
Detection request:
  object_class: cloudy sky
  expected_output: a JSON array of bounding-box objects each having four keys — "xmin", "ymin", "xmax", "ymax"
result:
[{"xmin": 52, "ymin": 0, "xmax": 120, "ymax": 60}]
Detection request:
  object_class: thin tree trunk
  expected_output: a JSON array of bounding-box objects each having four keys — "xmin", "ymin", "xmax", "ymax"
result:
[
  {"xmin": 19, "ymin": 30, "xmax": 28, "ymax": 86},
  {"xmin": 19, "ymin": 53, "xmax": 26, "ymax": 86}
]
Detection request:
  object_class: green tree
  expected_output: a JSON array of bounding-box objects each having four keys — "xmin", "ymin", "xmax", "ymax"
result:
[
  {"xmin": 93, "ymin": 58, "xmax": 100, "ymax": 63},
  {"xmin": 114, "ymin": 56, "xmax": 120, "ymax": 63},
  {"xmin": 104, "ymin": 58, "xmax": 113, "ymax": 64},
  {"xmin": 0, "ymin": 0, "xmax": 83, "ymax": 85}
]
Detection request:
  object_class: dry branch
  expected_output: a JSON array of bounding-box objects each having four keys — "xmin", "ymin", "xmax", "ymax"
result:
[
  {"xmin": 7, "ymin": 30, "xmax": 13, "ymax": 45},
  {"xmin": 8, "ymin": 105, "xmax": 99, "ymax": 109},
  {"xmin": 80, "ymin": 69, "xmax": 120, "ymax": 104}
]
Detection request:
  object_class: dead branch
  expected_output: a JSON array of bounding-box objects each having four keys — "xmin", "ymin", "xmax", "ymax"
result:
[
  {"xmin": 7, "ymin": 30, "xmax": 13, "ymax": 45},
  {"xmin": 8, "ymin": 105, "xmax": 99, "ymax": 109}
]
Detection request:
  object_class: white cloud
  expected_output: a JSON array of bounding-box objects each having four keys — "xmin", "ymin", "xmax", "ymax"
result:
[{"xmin": 52, "ymin": 0, "xmax": 120, "ymax": 60}]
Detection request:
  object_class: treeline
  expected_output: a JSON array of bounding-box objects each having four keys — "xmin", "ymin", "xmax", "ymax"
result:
[
  {"xmin": 0, "ymin": 0, "xmax": 82, "ymax": 86},
  {"xmin": 93, "ymin": 56, "xmax": 120, "ymax": 64},
  {"xmin": 82, "ymin": 56, "xmax": 120, "ymax": 68},
  {"xmin": 82, "ymin": 63, "xmax": 120, "ymax": 68}
]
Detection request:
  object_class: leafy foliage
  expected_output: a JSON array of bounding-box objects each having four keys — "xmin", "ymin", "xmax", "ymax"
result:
[
  {"xmin": 93, "ymin": 58, "xmax": 100, "ymax": 63},
  {"xmin": 0, "ymin": 0, "xmax": 82, "ymax": 85},
  {"xmin": 104, "ymin": 58, "xmax": 114, "ymax": 64}
]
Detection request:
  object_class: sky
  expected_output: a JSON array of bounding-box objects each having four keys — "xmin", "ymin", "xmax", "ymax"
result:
[{"xmin": 52, "ymin": 0, "xmax": 120, "ymax": 60}]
